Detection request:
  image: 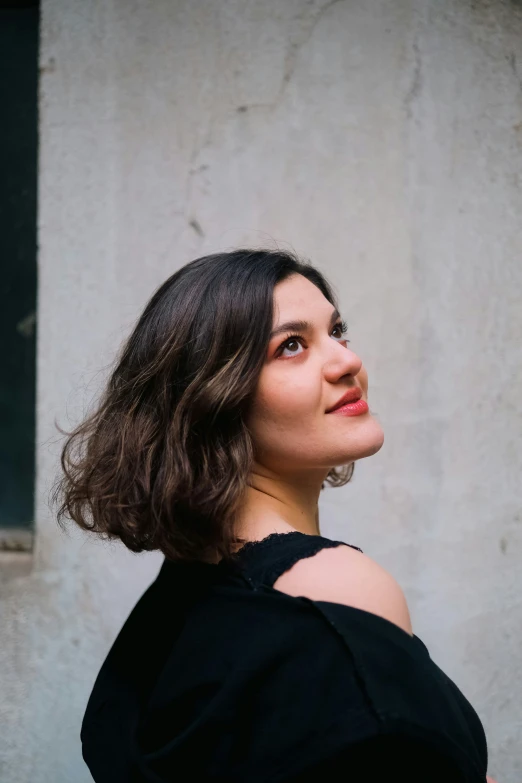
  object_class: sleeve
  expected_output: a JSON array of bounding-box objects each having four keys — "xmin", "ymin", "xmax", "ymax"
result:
[
  {"xmin": 284, "ymin": 597, "xmax": 488, "ymax": 783},
  {"xmin": 124, "ymin": 587, "xmax": 489, "ymax": 783},
  {"xmin": 285, "ymin": 733, "xmax": 473, "ymax": 782}
]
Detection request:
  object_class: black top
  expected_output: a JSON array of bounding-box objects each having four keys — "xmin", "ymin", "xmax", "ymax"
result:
[{"xmin": 81, "ymin": 531, "xmax": 489, "ymax": 782}]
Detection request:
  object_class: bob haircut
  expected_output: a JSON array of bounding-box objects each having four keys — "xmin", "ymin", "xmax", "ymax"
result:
[{"xmin": 52, "ymin": 248, "xmax": 354, "ymax": 564}]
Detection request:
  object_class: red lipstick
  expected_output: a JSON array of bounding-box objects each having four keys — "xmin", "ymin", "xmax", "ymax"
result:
[
  {"xmin": 328, "ymin": 398, "xmax": 369, "ymax": 416},
  {"xmin": 326, "ymin": 387, "xmax": 369, "ymax": 417}
]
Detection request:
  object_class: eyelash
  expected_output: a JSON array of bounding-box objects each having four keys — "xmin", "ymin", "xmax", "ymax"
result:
[{"xmin": 277, "ymin": 320, "xmax": 350, "ymax": 356}]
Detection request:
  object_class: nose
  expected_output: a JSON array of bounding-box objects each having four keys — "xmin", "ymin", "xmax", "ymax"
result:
[{"xmin": 323, "ymin": 340, "xmax": 363, "ymax": 382}]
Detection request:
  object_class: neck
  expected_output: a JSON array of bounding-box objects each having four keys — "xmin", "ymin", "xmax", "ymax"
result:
[{"xmin": 235, "ymin": 461, "xmax": 329, "ymax": 542}]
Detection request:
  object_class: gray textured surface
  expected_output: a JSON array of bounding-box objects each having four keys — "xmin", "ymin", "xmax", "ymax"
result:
[{"xmin": 1, "ymin": 1, "xmax": 521, "ymax": 780}]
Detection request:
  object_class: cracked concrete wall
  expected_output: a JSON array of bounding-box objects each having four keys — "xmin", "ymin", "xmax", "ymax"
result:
[{"xmin": 1, "ymin": 0, "xmax": 521, "ymax": 780}]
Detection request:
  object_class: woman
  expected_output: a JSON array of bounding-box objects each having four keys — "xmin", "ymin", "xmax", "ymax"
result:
[{"xmin": 53, "ymin": 248, "xmax": 496, "ymax": 782}]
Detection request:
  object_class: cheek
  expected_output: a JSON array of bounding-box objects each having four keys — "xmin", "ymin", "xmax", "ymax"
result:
[
  {"xmin": 246, "ymin": 374, "xmax": 321, "ymax": 443},
  {"xmin": 255, "ymin": 374, "xmax": 319, "ymax": 422}
]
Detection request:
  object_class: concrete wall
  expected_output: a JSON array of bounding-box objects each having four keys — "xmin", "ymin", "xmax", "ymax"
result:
[{"xmin": 1, "ymin": 1, "xmax": 521, "ymax": 780}]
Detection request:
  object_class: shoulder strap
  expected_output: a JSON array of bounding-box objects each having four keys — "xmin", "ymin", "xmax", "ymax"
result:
[{"xmin": 231, "ymin": 531, "xmax": 362, "ymax": 589}]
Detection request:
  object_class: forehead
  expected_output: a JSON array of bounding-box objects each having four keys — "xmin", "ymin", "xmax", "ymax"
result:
[{"xmin": 272, "ymin": 274, "xmax": 330, "ymax": 321}]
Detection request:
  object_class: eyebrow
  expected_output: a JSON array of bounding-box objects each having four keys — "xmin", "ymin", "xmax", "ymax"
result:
[{"xmin": 270, "ymin": 308, "xmax": 341, "ymax": 340}]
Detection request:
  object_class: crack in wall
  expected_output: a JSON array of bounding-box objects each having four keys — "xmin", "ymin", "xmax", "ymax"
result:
[
  {"xmin": 184, "ymin": 0, "xmax": 349, "ymax": 221},
  {"xmin": 507, "ymin": 51, "xmax": 522, "ymax": 93},
  {"xmin": 233, "ymin": 0, "xmax": 348, "ymax": 114},
  {"xmin": 404, "ymin": 38, "xmax": 423, "ymax": 120}
]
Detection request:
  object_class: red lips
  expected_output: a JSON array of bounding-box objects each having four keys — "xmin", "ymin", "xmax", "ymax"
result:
[{"xmin": 326, "ymin": 387, "xmax": 362, "ymax": 413}]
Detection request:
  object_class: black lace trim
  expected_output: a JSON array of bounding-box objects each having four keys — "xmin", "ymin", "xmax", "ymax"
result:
[
  {"xmin": 232, "ymin": 530, "xmax": 362, "ymax": 560},
  {"xmin": 230, "ymin": 530, "xmax": 307, "ymax": 560},
  {"xmin": 226, "ymin": 531, "xmax": 363, "ymax": 590}
]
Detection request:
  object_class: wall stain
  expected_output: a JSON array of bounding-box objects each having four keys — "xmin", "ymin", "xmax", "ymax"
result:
[
  {"xmin": 39, "ymin": 57, "xmax": 56, "ymax": 74},
  {"xmin": 404, "ymin": 39, "xmax": 423, "ymax": 120},
  {"xmin": 189, "ymin": 218, "xmax": 204, "ymax": 238}
]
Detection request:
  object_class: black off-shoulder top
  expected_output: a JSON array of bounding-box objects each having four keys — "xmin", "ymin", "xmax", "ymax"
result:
[{"xmin": 81, "ymin": 531, "xmax": 489, "ymax": 782}]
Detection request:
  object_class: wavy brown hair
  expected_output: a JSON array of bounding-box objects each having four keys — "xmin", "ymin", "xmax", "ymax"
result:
[{"xmin": 51, "ymin": 248, "xmax": 354, "ymax": 564}]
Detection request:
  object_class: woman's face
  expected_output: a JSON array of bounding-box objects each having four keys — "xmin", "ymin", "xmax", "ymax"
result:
[{"xmin": 246, "ymin": 273, "xmax": 384, "ymax": 476}]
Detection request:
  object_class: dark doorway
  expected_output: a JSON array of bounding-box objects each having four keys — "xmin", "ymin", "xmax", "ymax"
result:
[{"xmin": 0, "ymin": 1, "xmax": 39, "ymax": 548}]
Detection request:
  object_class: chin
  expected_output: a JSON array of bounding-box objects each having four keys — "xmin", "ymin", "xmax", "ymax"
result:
[
  {"xmin": 346, "ymin": 417, "xmax": 385, "ymax": 461},
  {"xmin": 358, "ymin": 437, "xmax": 384, "ymax": 459},
  {"xmin": 365, "ymin": 418, "xmax": 385, "ymax": 453}
]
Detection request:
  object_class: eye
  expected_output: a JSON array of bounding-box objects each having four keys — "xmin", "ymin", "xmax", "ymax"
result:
[
  {"xmin": 278, "ymin": 334, "xmax": 304, "ymax": 358},
  {"xmin": 277, "ymin": 320, "xmax": 350, "ymax": 358},
  {"xmin": 332, "ymin": 319, "xmax": 349, "ymax": 341}
]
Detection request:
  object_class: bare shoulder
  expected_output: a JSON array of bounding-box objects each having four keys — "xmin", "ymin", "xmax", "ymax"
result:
[{"xmin": 273, "ymin": 543, "xmax": 413, "ymax": 636}]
